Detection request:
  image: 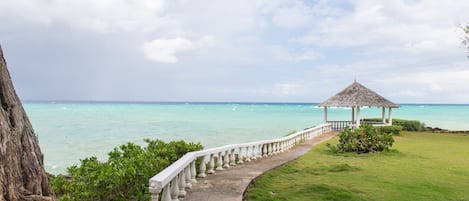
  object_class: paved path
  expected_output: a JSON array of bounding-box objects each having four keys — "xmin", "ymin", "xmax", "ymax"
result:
[{"xmin": 182, "ymin": 131, "xmax": 337, "ymax": 201}]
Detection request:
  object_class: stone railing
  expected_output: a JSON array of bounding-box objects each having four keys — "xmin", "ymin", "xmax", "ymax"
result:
[{"xmin": 148, "ymin": 123, "xmax": 332, "ymax": 201}]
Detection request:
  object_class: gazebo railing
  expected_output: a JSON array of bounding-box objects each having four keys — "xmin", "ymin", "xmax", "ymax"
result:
[
  {"xmin": 327, "ymin": 120, "xmax": 391, "ymax": 130},
  {"xmin": 327, "ymin": 121, "xmax": 353, "ymax": 130}
]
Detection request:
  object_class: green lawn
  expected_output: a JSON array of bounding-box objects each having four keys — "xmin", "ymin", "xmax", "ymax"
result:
[{"xmin": 245, "ymin": 132, "xmax": 469, "ymax": 201}]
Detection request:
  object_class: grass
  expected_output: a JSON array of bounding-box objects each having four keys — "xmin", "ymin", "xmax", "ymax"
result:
[{"xmin": 245, "ymin": 132, "xmax": 469, "ymax": 201}]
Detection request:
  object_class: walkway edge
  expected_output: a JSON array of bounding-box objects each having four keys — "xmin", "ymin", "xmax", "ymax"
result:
[{"xmin": 183, "ymin": 131, "xmax": 337, "ymax": 201}]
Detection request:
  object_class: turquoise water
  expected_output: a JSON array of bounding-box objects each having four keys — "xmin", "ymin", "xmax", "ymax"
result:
[{"xmin": 23, "ymin": 102, "xmax": 469, "ymax": 174}]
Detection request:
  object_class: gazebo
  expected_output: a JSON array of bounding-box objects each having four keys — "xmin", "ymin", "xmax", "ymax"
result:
[{"xmin": 318, "ymin": 81, "xmax": 399, "ymax": 130}]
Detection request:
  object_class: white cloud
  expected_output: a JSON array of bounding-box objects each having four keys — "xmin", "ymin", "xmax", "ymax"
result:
[
  {"xmin": 295, "ymin": 0, "xmax": 468, "ymax": 55},
  {"xmin": 142, "ymin": 36, "xmax": 215, "ymax": 63},
  {"xmin": 274, "ymin": 83, "xmax": 303, "ymax": 96},
  {"xmin": 142, "ymin": 38, "xmax": 194, "ymax": 63},
  {"xmin": 270, "ymin": 2, "xmax": 313, "ymax": 28},
  {"xmin": 270, "ymin": 46, "xmax": 322, "ymax": 61},
  {"xmin": 0, "ymin": 0, "xmax": 171, "ymax": 33},
  {"xmin": 3, "ymin": 0, "xmax": 469, "ymax": 103}
]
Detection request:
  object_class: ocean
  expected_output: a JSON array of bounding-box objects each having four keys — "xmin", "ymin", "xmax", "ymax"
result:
[{"xmin": 23, "ymin": 102, "xmax": 469, "ymax": 174}]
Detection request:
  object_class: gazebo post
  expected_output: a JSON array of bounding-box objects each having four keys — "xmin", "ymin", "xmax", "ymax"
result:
[
  {"xmin": 381, "ymin": 107, "xmax": 386, "ymax": 123},
  {"xmin": 356, "ymin": 106, "xmax": 360, "ymax": 127},
  {"xmin": 388, "ymin": 107, "xmax": 393, "ymax": 125},
  {"xmin": 323, "ymin": 107, "xmax": 328, "ymax": 123},
  {"xmin": 351, "ymin": 107, "xmax": 355, "ymax": 124}
]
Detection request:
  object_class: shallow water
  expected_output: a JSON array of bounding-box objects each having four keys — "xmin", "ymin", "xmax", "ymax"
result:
[{"xmin": 23, "ymin": 102, "xmax": 469, "ymax": 174}]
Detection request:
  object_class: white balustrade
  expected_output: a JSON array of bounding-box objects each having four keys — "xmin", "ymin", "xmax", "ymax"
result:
[{"xmin": 149, "ymin": 123, "xmax": 332, "ymax": 201}]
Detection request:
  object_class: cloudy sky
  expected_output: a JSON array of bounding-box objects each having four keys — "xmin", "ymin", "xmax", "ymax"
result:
[{"xmin": 1, "ymin": 0, "xmax": 468, "ymax": 103}]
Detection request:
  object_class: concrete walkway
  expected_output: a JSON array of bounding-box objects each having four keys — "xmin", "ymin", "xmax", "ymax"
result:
[{"xmin": 182, "ymin": 131, "xmax": 337, "ymax": 201}]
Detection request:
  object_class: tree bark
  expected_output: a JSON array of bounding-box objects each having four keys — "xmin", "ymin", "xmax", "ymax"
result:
[{"xmin": 0, "ymin": 45, "xmax": 55, "ymax": 200}]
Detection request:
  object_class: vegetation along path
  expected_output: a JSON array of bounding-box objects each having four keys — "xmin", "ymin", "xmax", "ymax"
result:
[
  {"xmin": 245, "ymin": 132, "xmax": 469, "ymax": 201},
  {"xmin": 182, "ymin": 131, "xmax": 338, "ymax": 201}
]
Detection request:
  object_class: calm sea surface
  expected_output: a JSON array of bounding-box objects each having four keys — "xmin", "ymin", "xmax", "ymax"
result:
[{"xmin": 23, "ymin": 102, "xmax": 469, "ymax": 174}]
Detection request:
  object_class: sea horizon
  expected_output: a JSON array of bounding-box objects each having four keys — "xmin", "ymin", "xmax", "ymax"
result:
[
  {"xmin": 22, "ymin": 100, "xmax": 469, "ymax": 106},
  {"xmin": 23, "ymin": 102, "xmax": 469, "ymax": 174}
]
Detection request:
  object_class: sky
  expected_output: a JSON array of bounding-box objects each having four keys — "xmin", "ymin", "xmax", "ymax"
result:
[{"xmin": 0, "ymin": 0, "xmax": 468, "ymax": 103}]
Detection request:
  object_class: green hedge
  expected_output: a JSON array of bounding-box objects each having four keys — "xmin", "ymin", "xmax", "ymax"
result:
[
  {"xmin": 328, "ymin": 125, "xmax": 394, "ymax": 153},
  {"xmin": 363, "ymin": 118, "xmax": 427, "ymax": 131},
  {"xmin": 378, "ymin": 125, "xmax": 403, "ymax": 135},
  {"xmin": 49, "ymin": 139, "xmax": 203, "ymax": 201}
]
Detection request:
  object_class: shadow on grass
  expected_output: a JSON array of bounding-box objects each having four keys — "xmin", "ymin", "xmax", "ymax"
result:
[
  {"xmin": 246, "ymin": 183, "xmax": 365, "ymax": 201},
  {"xmin": 296, "ymin": 184, "xmax": 365, "ymax": 201},
  {"xmin": 318, "ymin": 146, "xmax": 403, "ymax": 158},
  {"xmin": 301, "ymin": 163, "xmax": 362, "ymax": 175}
]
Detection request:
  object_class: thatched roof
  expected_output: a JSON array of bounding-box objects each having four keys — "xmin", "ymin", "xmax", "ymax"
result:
[{"xmin": 318, "ymin": 81, "xmax": 399, "ymax": 108}]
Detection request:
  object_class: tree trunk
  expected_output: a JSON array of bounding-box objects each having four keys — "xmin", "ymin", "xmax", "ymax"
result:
[{"xmin": 0, "ymin": 45, "xmax": 55, "ymax": 200}]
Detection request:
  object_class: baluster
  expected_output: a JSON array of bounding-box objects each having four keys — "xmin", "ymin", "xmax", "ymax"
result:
[
  {"xmin": 251, "ymin": 145, "xmax": 257, "ymax": 160},
  {"xmin": 178, "ymin": 172, "xmax": 186, "ymax": 197},
  {"xmin": 149, "ymin": 183, "xmax": 162, "ymax": 201},
  {"xmin": 171, "ymin": 177, "xmax": 180, "ymax": 201},
  {"xmin": 184, "ymin": 167, "xmax": 192, "ymax": 189},
  {"xmin": 216, "ymin": 152, "xmax": 223, "ymax": 170},
  {"xmin": 161, "ymin": 184, "xmax": 171, "ymax": 201},
  {"xmin": 268, "ymin": 143, "xmax": 273, "ymax": 156},
  {"xmin": 245, "ymin": 146, "xmax": 251, "ymax": 162},
  {"xmin": 198, "ymin": 156, "xmax": 207, "ymax": 178},
  {"xmin": 190, "ymin": 161, "xmax": 197, "ymax": 183},
  {"xmin": 207, "ymin": 154, "xmax": 215, "ymax": 174},
  {"xmin": 257, "ymin": 144, "xmax": 263, "ymax": 158},
  {"xmin": 237, "ymin": 147, "xmax": 244, "ymax": 164},
  {"xmin": 273, "ymin": 143, "xmax": 278, "ymax": 154},
  {"xmin": 223, "ymin": 150, "xmax": 230, "ymax": 168},
  {"xmin": 262, "ymin": 144, "xmax": 268, "ymax": 157},
  {"xmin": 230, "ymin": 149, "xmax": 236, "ymax": 166}
]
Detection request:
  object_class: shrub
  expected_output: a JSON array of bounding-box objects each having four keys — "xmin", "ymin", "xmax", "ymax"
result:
[
  {"xmin": 378, "ymin": 125, "xmax": 403, "ymax": 135},
  {"xmin": 393, "ymin": 119, "xmax": 426, "ymax": 131},
  {"xmin": 49, "ymin": 139, "xmax": 203, "ymax": 201},
  {"xmin": 328, "ymin": 125, "xmax": 394, "ymax": 153},
  {"xmin": 363, "ymin": 118, "xmax": 427, "ymax": 131}
]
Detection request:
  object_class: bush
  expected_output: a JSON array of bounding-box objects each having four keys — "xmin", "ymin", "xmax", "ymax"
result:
[
  {"xmin": 363, "ymin": 118, "xmax": 427, "ymax": 131},
  {"xmin": 49, "ymin": 139, "xmax": 203, "ymax": 201},
  {"xmin": 328, "ymin": 125, "xmax": 394, "ymax": 153},
  {"xmin": 392, "ymin": 119, "xmax": 426, "ymax": 131},
  {"xmin": 378, "ymin": 125, "xmax": 403, "ymax": 135}
]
